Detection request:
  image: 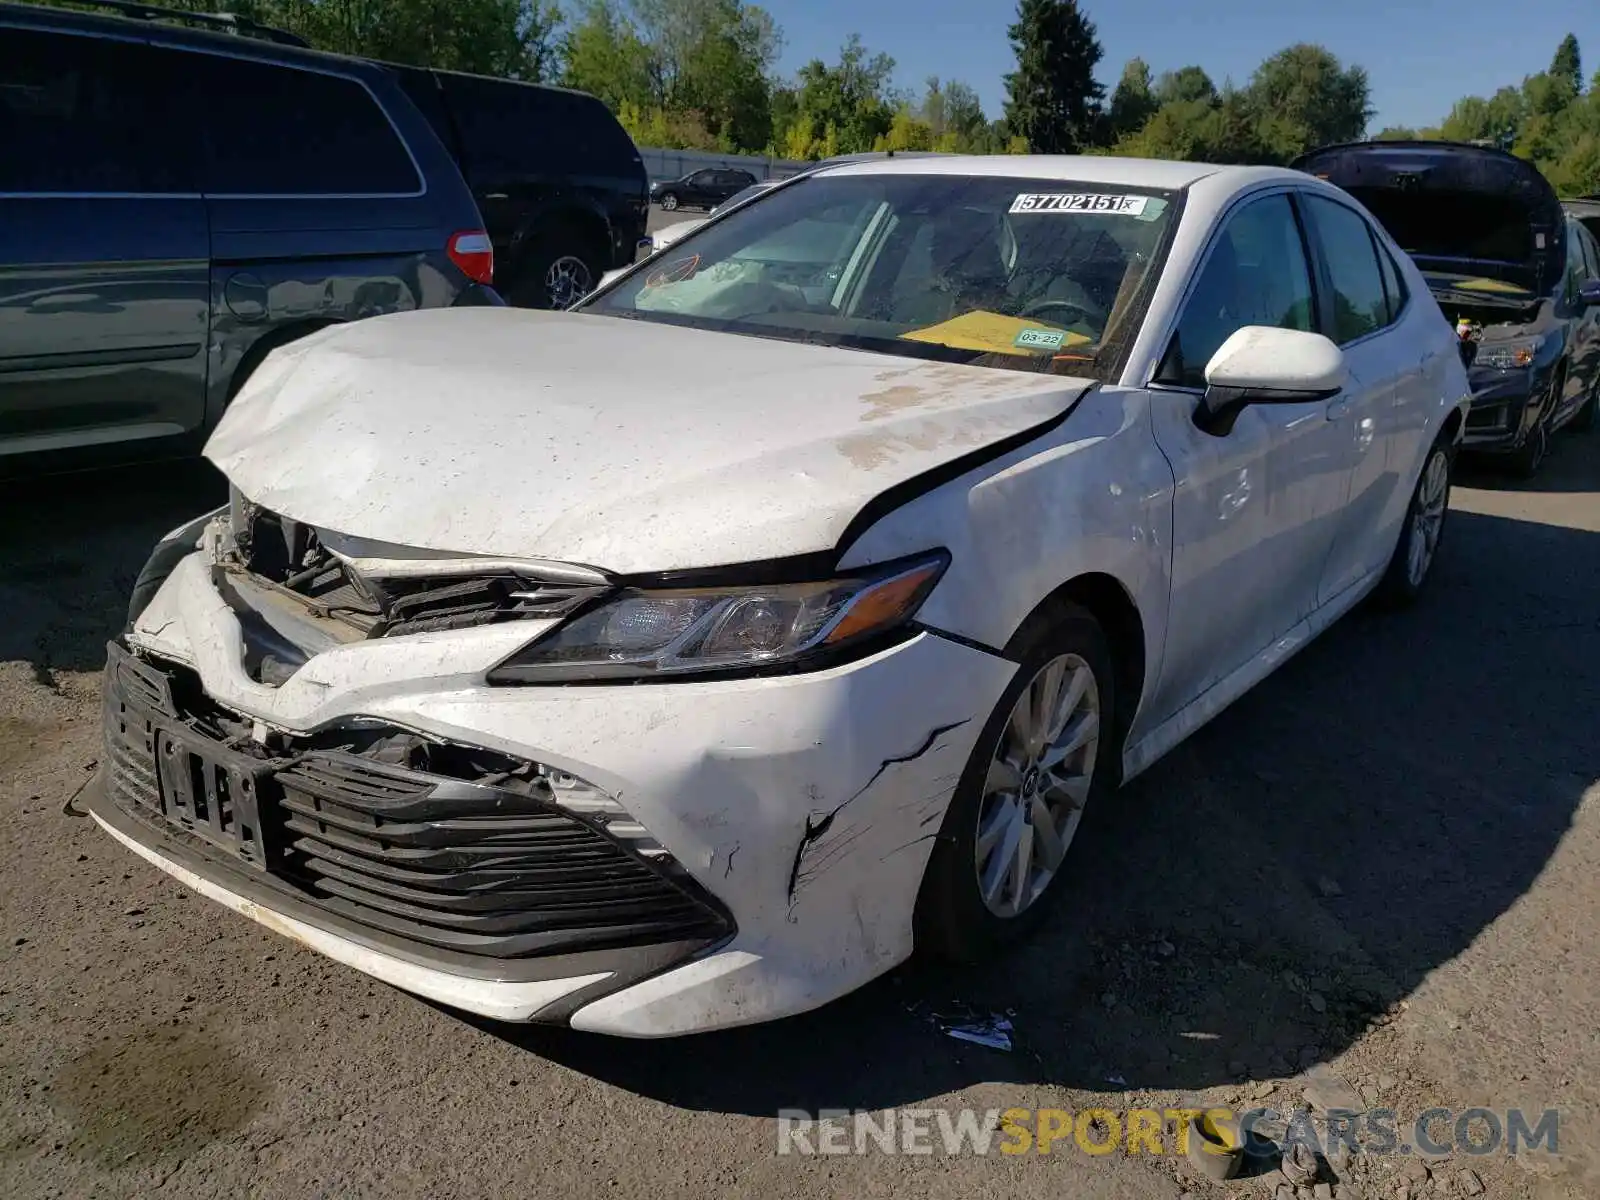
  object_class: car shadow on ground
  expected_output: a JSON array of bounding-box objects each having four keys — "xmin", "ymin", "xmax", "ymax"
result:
[
  {"xmin": 488, "ymin": 489, "xmax": 1599, "ymax": 1116},
  {"xmin": 1458, "ymin": 431, "xmax": 1597, "ymax": 493},
  {"xmin": 0, "ymin": 459, "xmax": 226, "ymax": 678}
]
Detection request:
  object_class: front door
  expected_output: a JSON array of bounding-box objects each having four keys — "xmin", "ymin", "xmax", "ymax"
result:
[{"xmin": 1142, "ymin": 190, "xmax": 1356, "ymax": 728}]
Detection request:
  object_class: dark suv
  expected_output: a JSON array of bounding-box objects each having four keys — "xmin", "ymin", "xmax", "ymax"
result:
[
  {"xmin": 389, "ymin": 67, "xmax": 649, "ymax": 309},
  {"xmin": 0, "ymin": 1, "xmax": 497, "ymax": 476},
  {"xmin": 1294, "ymin": 140, "xmax": 1600, "ymax": 476},
  {"xmin": 650, "ymin": 168, "xmax": 759, "ymax": 212}
]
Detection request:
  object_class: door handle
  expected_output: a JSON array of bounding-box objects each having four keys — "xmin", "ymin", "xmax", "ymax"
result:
[{"xmin": 1325, "ymin": 396, "xmax": 1352, "ymax": 421}]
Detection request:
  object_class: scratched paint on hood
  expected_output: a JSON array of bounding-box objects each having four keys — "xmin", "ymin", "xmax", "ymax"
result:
[{"xmin": 205, "ymin": 307, "xmax": 1092, "ymax": 573}]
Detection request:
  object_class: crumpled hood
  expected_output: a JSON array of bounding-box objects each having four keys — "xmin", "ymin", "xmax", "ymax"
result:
[{"xmin": 205, "ymin": 308, "xmax": 1090, "ymax": 574}]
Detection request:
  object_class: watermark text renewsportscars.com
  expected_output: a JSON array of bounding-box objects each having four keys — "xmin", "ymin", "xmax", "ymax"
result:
[{"xmin": 776, "ymin": 1106, "xmax": 1560, "ymax": 1159}]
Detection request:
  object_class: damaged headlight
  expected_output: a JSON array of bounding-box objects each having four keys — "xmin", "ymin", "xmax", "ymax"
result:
[
  {"xmin": 487, "ymin": 552, "xmax": 949, "ymax": 683},
  {"xmin": 1472, "ymin": 338, "xmax": 1541, "ymax": 370}
]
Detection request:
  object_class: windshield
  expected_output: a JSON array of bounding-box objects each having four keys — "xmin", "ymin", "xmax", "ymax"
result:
[
  {"xmin": 718, "ymin": 183, "xmax": 772, "ymax": 210},
  {"xmin": 583, "ymin": 173, "xmax": 1176, "ymax": 378}
]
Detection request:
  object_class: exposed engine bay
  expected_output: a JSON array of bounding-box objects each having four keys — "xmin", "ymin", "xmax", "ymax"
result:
[
  {"xmin": 1436, "ymin": 294, "xmax": 1544, "ymax": 369},
  {"xmin": 209, "ymin": 491, "xmax": 609, "ymax": 686}
]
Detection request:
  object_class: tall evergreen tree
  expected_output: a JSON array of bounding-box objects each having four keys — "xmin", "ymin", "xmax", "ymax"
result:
[
  {"xmin": 1551, "ymin": 34, "xmax": 1583, "ymax": 101},
  {"xmin": 1001, "ymin": 0, "xmax": 1105, "ymax": 153}
]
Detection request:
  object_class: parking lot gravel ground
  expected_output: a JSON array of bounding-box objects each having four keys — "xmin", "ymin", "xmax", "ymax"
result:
[{"xmin": 2, "ymin": 434, "xmax": 1597, "ymax": 1200}]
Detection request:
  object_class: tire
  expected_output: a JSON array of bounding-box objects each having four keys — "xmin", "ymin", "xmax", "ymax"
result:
[
  {"xmin": 1508, "ymin": 416, "xmax": 1548, "ymax": 478},
  {"xmin": 503, "ymin": 229, "xmax": 602, "ymax": 311},
  {"xmin": 1572, "ymin": 377, "xmax": 1598, "ymax": 432},
  {"xmin": 1374, "ymin": 434, "xmax": 1453, "ymax": 608},
  {"xmin": 659, "ymin": 192, "xmax": 680, "ymax": 211},
  {"xmin": 914, "ymin": 602, "xmax": 1120, "ymax": 963}
]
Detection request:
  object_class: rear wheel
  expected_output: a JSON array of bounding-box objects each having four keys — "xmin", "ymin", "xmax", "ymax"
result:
[
  {"xmin": 504, "ymin": 229, "xmax": 602, "ymax": 310},
  {"xmin": 1375, "ymin": 434, "xmax": 1452, "ymax": 607},
  {"xmin": 914, "ymin": 603, "xmax": 1119, "ymax": 962}
]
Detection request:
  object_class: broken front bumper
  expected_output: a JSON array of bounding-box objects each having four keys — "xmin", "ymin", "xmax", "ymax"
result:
[
  {"xmin": 1461, "ymin": 368, "xmax": 1550, "ymax": 452},
  {"xmin": 95, "ymin": 551, "xmax": 1014, "ymax": 1035}
]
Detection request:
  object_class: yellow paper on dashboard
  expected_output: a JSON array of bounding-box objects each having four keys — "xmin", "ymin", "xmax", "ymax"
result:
[{"xmin": 900, "ymin": 310, "xmax": 1094, "ymax": 356}]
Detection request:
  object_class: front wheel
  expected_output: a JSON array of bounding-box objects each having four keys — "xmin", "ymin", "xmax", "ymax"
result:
[
  {"xmin": 1572, "ymin": 377, "xmax": 1598, "ymax": 432},
  {"xmin": 1508, "ymin": 417, "xmax": 1548, "ymax": 478},
  {"xmin": 659, "ymin": 192, "xmax": 680, "ymax": 211},
  {"xmin": 914, "ymin": 603, "xmax": 1119, "ymax": 962},
  {"xmin": 1375, "ymin": 435, "xmax": 1452, "ymax": 607}
]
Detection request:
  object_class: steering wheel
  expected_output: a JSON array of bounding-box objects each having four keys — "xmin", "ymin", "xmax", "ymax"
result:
[{"xmin": 1018, "ymin": 298, "xmax": 1096, "ymax": 327}]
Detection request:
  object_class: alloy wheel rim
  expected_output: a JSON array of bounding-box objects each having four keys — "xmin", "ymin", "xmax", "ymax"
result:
[
  {"xmin": 544, "ymin": 256, "xmax": 594, "ymax": 310},
  {"xmin": 974, "ymin": 652, "xmax": 1101, "ymax": 919},
  {"xmin": 1407, "ymin": 449, "xmax": 1449, "ymax": 586},
  {"xmin": 661, "ymin": 194, "xmax": 678, "ymax": 210}
]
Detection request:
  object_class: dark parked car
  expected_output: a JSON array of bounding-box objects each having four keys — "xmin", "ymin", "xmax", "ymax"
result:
[
  {"xmin": 0, "ymin": 0, "xmax": 498, "ymax": 476},
  {"xmin": 388, "ymin": 67, "xmax": 648, "ymax": 309},
  {"xmin": 1294, "ymin": 140, "xmax": 1600, "ymax": 475},
  {"xmin": 650, "ymin": 167, "xmax": 758, "ymax": 212}
]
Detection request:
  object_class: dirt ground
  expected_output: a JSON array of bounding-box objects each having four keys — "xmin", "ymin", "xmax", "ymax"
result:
[{"xmin": 1, "ymin": 436, "xmax": 1597, "ymax": 1200}]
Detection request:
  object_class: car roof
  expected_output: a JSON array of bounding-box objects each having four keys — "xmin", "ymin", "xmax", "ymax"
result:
[
  {"xmin": 1, "ymin": 1, "xmax": 388, "ymax": 77},
  {"xmin": 811, "ymin": 154, "xmax": 1289, "ymax": 192}
]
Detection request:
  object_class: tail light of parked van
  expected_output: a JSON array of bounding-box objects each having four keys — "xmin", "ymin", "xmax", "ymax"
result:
[{"xmin": 447, "ymin": 231, "xmax": 494, "ymax": 285}]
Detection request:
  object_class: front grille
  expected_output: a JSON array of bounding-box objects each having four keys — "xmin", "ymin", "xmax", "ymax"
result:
[
  {"xmin": 102, "ymin": 649, "xmax": 173, "ymax": 814},
  {"xmin": 100, "ymin": 641, "xmax": 731, "ymax": 959}
]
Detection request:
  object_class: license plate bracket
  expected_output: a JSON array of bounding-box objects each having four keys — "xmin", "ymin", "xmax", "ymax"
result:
[{"xmin": 154, "ymin": 726, "xmax": 277, "ymax": 870}]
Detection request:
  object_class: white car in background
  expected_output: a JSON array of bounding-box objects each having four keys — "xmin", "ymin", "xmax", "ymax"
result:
[
  {"xmin": 93, "ymin": 156, "xmax": 1469, "ymax": 1036},
  {"xmin": 648, "ymin": 215, "xmax": 707, "ymax": 254}
]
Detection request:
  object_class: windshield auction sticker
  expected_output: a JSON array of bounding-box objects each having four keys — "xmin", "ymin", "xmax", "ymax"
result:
[{"xmin": 1010, "ymin": 193, "xmax": 1149, "ymax": 216}]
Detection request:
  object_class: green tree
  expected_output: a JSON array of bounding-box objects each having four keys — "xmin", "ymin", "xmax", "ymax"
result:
[
  {"xmin": 1551, "ymin": 34, "xmax": 1583, "ymax": 104},
  {"xmin": 1107, "ymin": 57, "xmax": 1157, "ymax": 141},
  {"xmin": 917, "ymin": 77, "xmax": 991, "ymax": 151},
  {"xmin": 1437, "ymin": 87, "xmax": 1526, "ymax": 150},
  {"xmin": 791, "ymin": 35, "xmax": 898, "ymax": 156},
  {"xmin": 1002, "ymin": 0, "xmax": 1105, "ymax": 153},
  {"xmin": 560, "ymin": 0, "xmax": 654, "ymax": 109},
  {"xmin": 1153, "ymin": 65, "xmax": 1216, "ymax": 107},
  {"xmin": 1244, "ymin": 44, "xmax": 1371, "ymax": 161}
]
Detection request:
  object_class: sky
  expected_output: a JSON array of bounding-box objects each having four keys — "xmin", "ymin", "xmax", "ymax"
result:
[{"xmin": 763, "ymin": 0, "xmax": 1593, "ymax": 134}]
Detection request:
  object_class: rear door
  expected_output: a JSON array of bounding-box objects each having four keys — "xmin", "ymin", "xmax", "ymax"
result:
[
  {"xmin": 180, "ymin": 50, "xmax": 441, "ymax": 415},
  {"xmin": 0, "ymin": 27, "xmax": 209, "ymax": 458},
  {"xmin": 1298, "ymin": 192, "xmax": 1413, "ymax": 605}
]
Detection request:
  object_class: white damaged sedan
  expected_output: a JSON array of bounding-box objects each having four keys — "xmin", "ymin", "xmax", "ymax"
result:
[{"xmin": 92, "ymin": 156, "xmax": 1470, "ymax": 1036}]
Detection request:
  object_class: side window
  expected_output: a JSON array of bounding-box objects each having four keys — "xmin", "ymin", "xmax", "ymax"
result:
[
  {"xmin": 1579, "ymin": 225, "xmax": 1600, "ymax": 280},
  {"xmin": 0, "ymin": 30, "xmax": 191, "ymax": 193},
  {"xmin": 438, "ymin": 77, "xmax": 637, "ymax": 180},
  {"xmin": 1304, "ymin": 195, "xmax": 1390, "ymax": 344},
  {"xmin": 1164, "ymin": 193, "xmax": 1315, "ymax": 388},
  {"xmin": 189, "ymin": 55, "xmax": 419, "ymax": 195},
  {"xmin": 1373, "ymin": 233, "xmax": 1409, "ymax": 324},
  {"xmin": 1565, "ymin": 221, "xmax": 1588, "ymax": 302}
]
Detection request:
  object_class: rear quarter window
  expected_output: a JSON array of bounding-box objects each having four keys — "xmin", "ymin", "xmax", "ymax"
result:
[
  {"xmin": 436, "ymin": 75, "xmax": 640, "ymax": 182},
  {"xmin": 187, "ymin": 53, "xmax": 420, "ymax": 195}
]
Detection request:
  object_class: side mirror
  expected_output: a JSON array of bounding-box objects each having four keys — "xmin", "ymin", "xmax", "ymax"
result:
[
  {"xmin": 1579, "ymin": 279, "xmax": 1600, "ymax": 306},
  {"xmin": 1196, "ymin": 326, "xmax": 1347, "ymax": 434}
]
